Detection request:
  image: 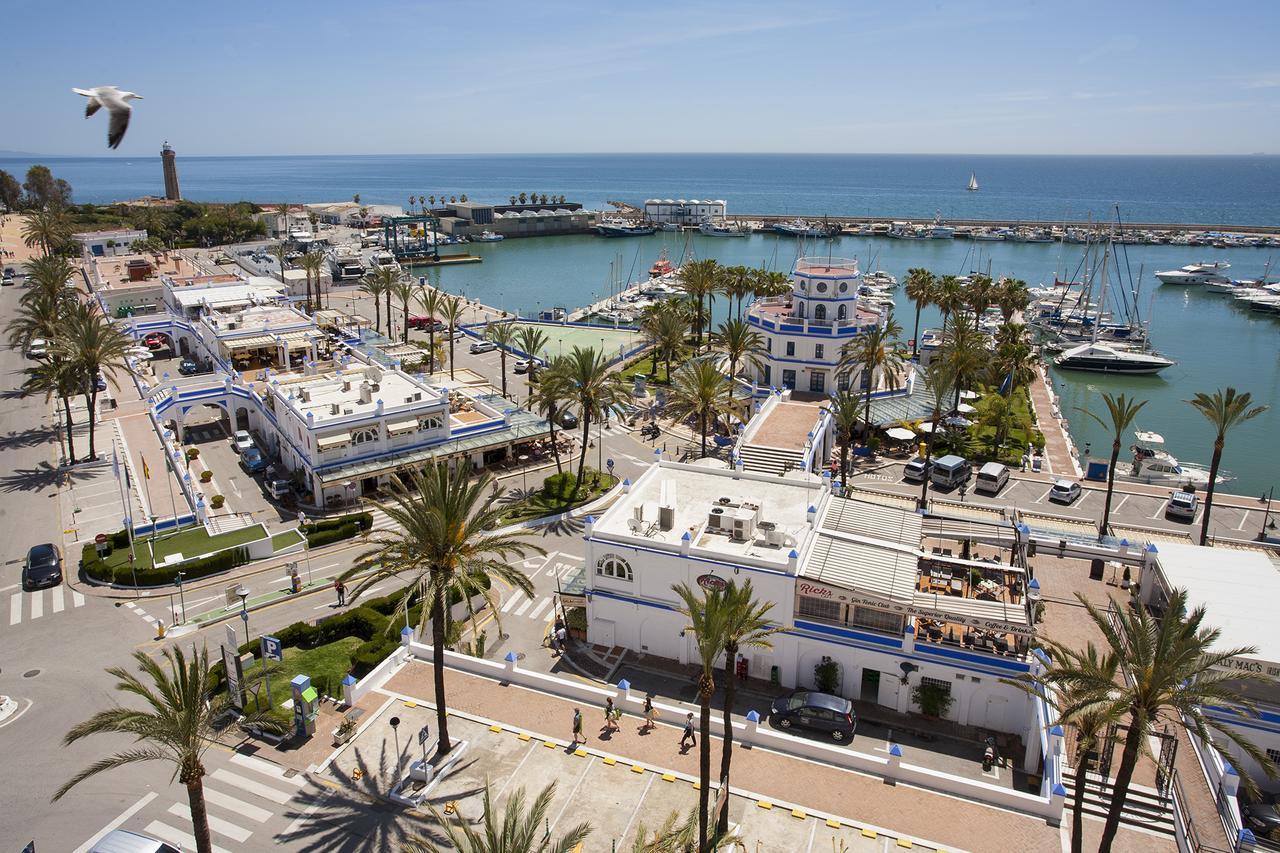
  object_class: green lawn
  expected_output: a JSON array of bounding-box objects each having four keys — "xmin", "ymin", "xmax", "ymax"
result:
[
  {"xmin": 150, "ymin": 524, "xmax": 267, "ymax": 564},
  {"xmin": 618, "ymin": 351, "xmax": 671, "ymax": 385},
  {"xmin": 968, "ymin": 388, "xmax": 1044, "ymax": 466},
  {"xmin": 496, "ymin": 470, "xmax": 618, "ymax": 526},
  {"xmin": 506, "ymin": 322, "xmax": 642, "ymax": 364},
  {"xmin": 242, "ymin": 636, "xmax": 362, "ymax": 724},
  {"xmin": 271, "ymin": 530, "xmax": 304, "ymax": 550}
]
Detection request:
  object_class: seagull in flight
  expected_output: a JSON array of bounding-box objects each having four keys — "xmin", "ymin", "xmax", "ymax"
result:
[{"xmin": 72, "ymin": 86, "xmax": 143, "ymax": 149}]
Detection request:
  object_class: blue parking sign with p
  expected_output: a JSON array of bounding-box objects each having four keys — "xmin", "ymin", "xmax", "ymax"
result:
[{"xmin": 262, "ymin": 635, "xmax": 283, "ymax": 662}]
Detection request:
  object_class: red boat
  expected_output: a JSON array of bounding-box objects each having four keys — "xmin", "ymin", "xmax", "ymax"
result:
[{"xmin": 649, "ymin": 249, "xmax": 674, "ymax": 278}]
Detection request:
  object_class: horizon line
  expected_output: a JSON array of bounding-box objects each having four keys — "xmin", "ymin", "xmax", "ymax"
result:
[{"xmin": 0, "ymin": 150, "xmax": 1273, "ymax": 160}]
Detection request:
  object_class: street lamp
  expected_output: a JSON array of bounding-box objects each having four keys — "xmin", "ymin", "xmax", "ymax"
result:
[
  {"xmin": 1258, "ymin": 486, "xmax": 1276, "ymax": 541},
  {"xmin": 236, "ymin": 585, "xmax": 250, "ymax": 644},
  {"xmin": 297, "ymin": 511, "xmax": 313, "ymax": 584}
]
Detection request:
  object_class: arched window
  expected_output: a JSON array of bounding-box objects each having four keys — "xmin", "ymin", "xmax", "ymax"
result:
[
  {"xmin": 796, "ymin": 301, "xmax": 805, "ymax": 319},
  {"xmin": 596, "ymin": 553, "xmax": 633, "ymax": 582},
  {"xmin": 814, "ymin": 304, "xmax": 827, "ymax": 321},
  {"xmin": 837, "ymin": 304, "xmax": 848, "ymax": 321}
]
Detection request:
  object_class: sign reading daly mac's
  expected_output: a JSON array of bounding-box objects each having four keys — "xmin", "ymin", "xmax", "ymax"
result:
[
  {"xmin": 795, "ymin": 578, "xmax": 1036, "ymax": 639},
  {"xmin": 1217, "ymin": 656, "xmax": 1280, "ymax": 682}
]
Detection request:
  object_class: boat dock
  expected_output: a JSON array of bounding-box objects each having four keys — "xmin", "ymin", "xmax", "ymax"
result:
[
  {"xmin": 737, "ymin": 214, "xmax": 1280, "ymax": 239},
  {"xmin": 401, "ymin": 253, "xmax": 483, "ymax": 267}
]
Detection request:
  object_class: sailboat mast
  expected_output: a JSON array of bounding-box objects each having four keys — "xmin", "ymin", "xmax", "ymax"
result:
[{"xmin": 1093, "ymin": 238, "xmax": 1111, "ymax": 345}]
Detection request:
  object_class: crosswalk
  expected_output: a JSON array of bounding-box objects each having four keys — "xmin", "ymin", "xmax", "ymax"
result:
[
  {"xmin": 137, "ymin": 752, "xmax": 309, "ymax": 851},
  {"xmin": 7, "ymin": 584, "xmax": 85, "ymax": 627},
  {"xmin": 500, "ymin": 558, "xmax": 578, "ymax": 623}
]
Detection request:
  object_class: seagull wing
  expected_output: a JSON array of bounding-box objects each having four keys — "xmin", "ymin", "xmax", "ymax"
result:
[
  {"xmin": 72, "ymin": 87, "xmax": 103, "ymax": 116},
  {"xmin": 106, "ymin": 102, "xmax": 132, "ymax": 149}
]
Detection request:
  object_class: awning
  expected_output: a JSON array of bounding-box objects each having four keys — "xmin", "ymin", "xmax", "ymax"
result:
[
  {"xmin": 956, "ymin": 403, "xmax": 976, "ymax": 414},
  {"xmin": 386, "ymin": 418, "xmax": 419, "ymax": 436},
  {"xmin": 885, "ymin": 427, "xmax": 916, "ymax": 441},
  {"xmin": 916, "ymin": 422, "xmax": 935, "ymax": 433},
  {"xmin": 317, "ymin": 432, "xmax": 351, "ymax": 450},
  {"xmin": 227, "ymin": 334, "xmax": 277, "ymax": 351},
  {"xmin": 959, "ymin": 390, "xmax": 980, "ymax": 400}
]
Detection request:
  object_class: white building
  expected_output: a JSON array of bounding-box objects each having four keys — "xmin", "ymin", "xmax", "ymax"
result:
[
  {"xmin": 583, "ymin": 460, "xmax": 1042, "ymax": 739},
  {"xmin": 746, "ymin": 257, "xmax": 888, "ymax": 396},
  {"xmin": 74, "ymin": 228, "xmax": 148, "ymax": 257},
  {"xmin": 644, "ymin": 199, "xmax": 726, "ymax": 225}
]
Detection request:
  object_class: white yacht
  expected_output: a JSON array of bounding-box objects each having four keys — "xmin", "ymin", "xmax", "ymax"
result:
[
  {"xmin": 698, "ymin": 218, "xmax": 748, "ymax": 238},
  {"xmin": 1121, "ymin": 431, "xmax": 1227, "ymax": 488},
  {"xmin": 368, "ymin": 249, "xmax": 400, "ymax": 274},
  {"xmin": 328, "ymin": 245, "xmax": 365, "ymax": 281},
  {"xmin": 929, "ymin": 212, "xmax": 955, "ymax": 239},
  {"xmin": 471, "ymin": 231, "xmax": 504, "ymax": 242},
  {"xmin": 1054, "ymin": 341, "xmax": 1174, "ymax": 374},
  {"xmin": 1155, "ymin": 261, "xmax": 1231, "ymax": 285},
  {"xmin": 288, "ymin": 224, "xmax": 315, "ymax": 246}
]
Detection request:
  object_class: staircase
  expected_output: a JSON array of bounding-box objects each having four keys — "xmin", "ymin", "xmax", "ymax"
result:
[
  {"xmin": 737, "ymin": 443, "xmax": 806, "ymax": 476},
  {"xmin": 205, "ymin": 513, "xmax": 256, "ymax": 535},
  {"xmin": 1060, "ymin": 768, "xmax": 1176, "ymax": 838}
]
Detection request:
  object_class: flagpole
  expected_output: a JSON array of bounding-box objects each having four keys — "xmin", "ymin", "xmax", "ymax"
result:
[{"xmin": 114, "ymin": 450, "xmax": 140, "ymax": 597}]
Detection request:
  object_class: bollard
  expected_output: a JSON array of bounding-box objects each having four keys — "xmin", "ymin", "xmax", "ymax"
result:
[
  {"xmin": 886, "ymin": 743, "xmax": 902, "ymax": 785},
  {"xmin": 742, "ymin": 710, "xmax": 760, "ymax": 749},
  {"xmin": 156, "ymin": 619, "xmax": 166, "ymax": 640}
]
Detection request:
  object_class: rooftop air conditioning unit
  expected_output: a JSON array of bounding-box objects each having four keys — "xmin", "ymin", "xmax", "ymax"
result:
[
  {"xmin": 343, "ymin": 407, "xmax": 353, "ymax": 415},
  {"xmin": 716, "ymin": 496, "xmax": 736, "ymax": 506},
  {"xmin": 342, "ymin": 379, "xmax": 351, "ymax": 392},
  {"xmin": 299, "ymin": 389, "xmax": 310, "ymax": 402},
  {"xmin": 413, "ymin": 392, "xmax": 422, "ymax": 401},
  {"xmin": 731, "ymin": 515, "xmax": 757, "ymax": 542},
  {"xmin": 707, "ymin": 506, "xmax": 726, "ymax": 530},
  {"xmin": 330, "ymin": 403, "xmax": 339, "ymax": 415}
]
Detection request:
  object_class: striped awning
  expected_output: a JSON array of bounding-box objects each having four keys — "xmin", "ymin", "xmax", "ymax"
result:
[
  {"xmin": 317, "ymin": 432, "xmax": 351, "ymax": 450},
  {"xmin": 385, "ymin": 418, "xmax": 419, "ymax": 437}
]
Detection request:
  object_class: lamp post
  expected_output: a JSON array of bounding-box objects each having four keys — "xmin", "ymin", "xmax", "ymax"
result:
[
  {"xmin": 236, "ymin": 585, "xmax": 250, "ymax": 644},
  {"xmin": 1258, "ymin": 486, "xmax": 1276, "ymax": 541},
  {"xmin": 297, "ymin": 511, "xmax": 313, "ymax": 585}
]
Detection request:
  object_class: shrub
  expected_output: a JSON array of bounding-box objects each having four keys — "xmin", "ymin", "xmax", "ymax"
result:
[
  {"xmin": 90, "ymin": 545, "xmax": 252, "ymax": 587},
  {"xmin": 565, "ymin": 605, "xmax": 587, "ymax": 632},
  {"xmin": 210, "ymin": 495, "xmax": 225, "ymax": 509},
  {"xmin": 199, "ymin": 470, "xmax": 213, "ymax": 483},
  {"xmin": 306, "ymin": 522, "xmax": 357, "ymax": 548},
  {"xmin": 110, "ymin": 529, "xmax": 131, "ymax": 549},
  {"xmin": 912, "ymin": 681, "xmax": 955, "ymax": 718},
  {"xmin": 814, "ymin": 657, "xmax": 841, "ymax": 694},
  {"xmin": 304, "ymin": 512, "xmax": 373, "ymax": 534},
  {"xmin": 316, "ymin": 607, "xmax": 385, "ymax": 644},
  {"xmin": 349, "ymin": 635, "xmax": 399, "ymax": 677},
  {"xmin": 186, "ymin": 448, "xmax": 200, "ymax": 461},
  {"xmin": 543, "ymin": 471, "xmax": 584, "ymax": 502}
]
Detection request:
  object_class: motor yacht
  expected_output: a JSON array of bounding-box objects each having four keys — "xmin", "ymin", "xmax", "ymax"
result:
[
  {"xmin": 368, "ymin": 249, "xmax": 400, "ymax": 274},
  {"xmin": 597, "ymin": 218, "xmax": 656, "ymax": 237},
  {"xmin": 1155, "ymin": 261, "xmax": 1231, "ymax": 285},
  {"xmin": 1120, "ymin": 431, "xmax": 1226, "ymax": 488},
  {"xmin": 698, "ymin": 218, "xmax": 748, "ymax": 238},
  {"xmin": 929, "ymin": 212, "xmax": 955, "ymax": 239},
  {"xmin": 471, "ymin": 231, "xmax": 504, "ymax": 242},
  {"xmin": 1053, "ymin": 341, "xmax": 1174, "ymax": 374},
  {"xmin": 772, "ymin": 219, "xmax": 828, "ymax": 238}
]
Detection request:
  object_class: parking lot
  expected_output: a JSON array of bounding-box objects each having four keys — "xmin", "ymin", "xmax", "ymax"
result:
[{"xmin": 177, "ymin": 407, "xmax": 289, "ymax": 525}]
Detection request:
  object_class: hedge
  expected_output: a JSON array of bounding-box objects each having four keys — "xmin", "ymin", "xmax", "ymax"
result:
[
  {"xmin": 306, "ymin": 523, "xmax": 358, "ymax": 548},
  {"xmin": 302, "ymin": 512, "xmax": 373, "ymax": 548},
  {"xmin": 83, "ymin": 544, "xmax": 251, "ymax": 586}
]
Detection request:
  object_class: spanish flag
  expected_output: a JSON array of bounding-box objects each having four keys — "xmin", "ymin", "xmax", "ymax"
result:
[{"xmin": 141, "ymin": 454, "xmax": 151, "ymax": 480}]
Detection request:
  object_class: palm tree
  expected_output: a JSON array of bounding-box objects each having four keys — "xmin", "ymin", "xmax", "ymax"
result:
[
  {"xmin": 996, "ymin": 277, "xmax": 1031, "ymax": 323},
  {"xmin": 1186, "ymin": 388, "xmax": 1268, "ymax": 546},
  {"xmin": 21, "ymin": 206, "xmax": 72, "ymax": 256},
  {"xmin": 275, "ymin": 202, "xmax": 291, "ymax": 238},
  {"xmin": 710, "ymin": 317, "xmax": 763, "ymax": 382},
  {"xmin": 680, "ymin": 259, "xmax": 721, "ymax": 351},
  {"xmin": 441, "ymin": 295, "xmax": 466, "ymax": 380},
  {"xmin": 719, "ymin": 265, "xmax": 754, "ymax": 318},
  {"xmin": 359, "ymin": 269, "xmax": 390, "ymax": 334},
  {"xmin": 838, "ymin": 311, "xmax": 904, "ymax": 437},
  {"xmin": 270, "ymin": 241, "xmax": 289, "ymax": 288},
  {"xmin": 1007, "ymin": 644, "xmax": 1122, "ymax": 853},
  {"xmin": 965, "ymin": 274, "xmax": 995, "ymax": 316},
  {"xmin": 666, "ymin": 359, "xmax": 735, "ymax": 458},
  {"xmin": 22, "ymin": 254, "xmax": 77, "ymax": 305},
  {"xmin": 22, "ymin": 355, "xmax": 82, "ymax": 464},
  {"xmin": 529, "ymin": 357, "xmax": 571, "ymax": 474},
  {"xmin": 630, "ymin": 810, "xmax": 743, "ymax": 852},
  {"xmin": 518, "ymin": 192, "xmax": 527, "ymax": 204},
  {"xmin": 390, "ymin": 278, "xmax": 416, "ymax": 344},
  {"xmin": 509, "ymin": 195, "xmax": 517, "ymax": 206},
  {"xmin": 513, "ymin": 325, "xmax": 550, "ymax": 383},
  {"xmin": 416, "ymin": 287, "xmax": 445, "ymax": 373},
  {"xmin": 1024, "ymin": 589, "xmax": 1277, "ymax": 851},
  {"xmin": 561, "ymin": 345, "xmax": 625, "ymax": 490},
  {"xmin": 936, "ymin": 312, "xmax": 986, "ymax": 410},
  {"xmin": 672, "ymin": 582, "xmax": 731, "ymax": 853},
  {"xmin": 715, "ymin": 580, "xmax": 778, "ymax": 836},
  {"xmin": 903, "ymin": 268, "xmax": 937, "ymax": 359},
  {"xmin": 917, "ymin": 362, "xmax": 955, "ymax": 508},
  {"xmin": 975, "ymin": 392, "xmax": 1025, "ymax": 458},
  {"xmin": 824, "ymin": 389, "xmax": 864, "ymax": 485},
  {"xmin": 934, "ymin": 274, "xmax": 966, "ymax": 331},
  {"xmin": 651, "ymin": 304, "xmax": 689, "ymax": 382},
  {"xmin": 484, "ymin": 322, "xmax": 517, "ymax": 398},
  {"xmin": 1078, "ymin": 393, "xmax": 1148, "ymax": 536},
  {"xmin": 53, "ymin": 647, "xmax": 285, "ymax": 853},
  {"xmin": 405, "ymin": 781, "xmax": 590, "ymax": 853},
  {"xmin": 347, "ymin": 464, "xmax": 541, "ymax": 757},
  {"xmin": 298, "ymin": 251, "xmax": 325, "ymax": 313},
  {"xmin": 750, "ymin": 269, "xmax": 791, "ymax": 303},
  {"xmin": 992, "ymin": 323, "xmax": 1036, "ymax": 395},
  {"xmin": 58, "ymin": 301, "xmax": 133, "ymax": 460}
]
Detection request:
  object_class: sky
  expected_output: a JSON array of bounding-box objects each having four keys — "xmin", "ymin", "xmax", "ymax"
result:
[{"xmin": 7, "ymin": 0, "xmax": 1280, "ymax": 157}]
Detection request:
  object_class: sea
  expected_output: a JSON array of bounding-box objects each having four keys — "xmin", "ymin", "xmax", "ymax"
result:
[{"xmin": 4, "ymin": 153, "xmax": 1279, "ymax": 500}]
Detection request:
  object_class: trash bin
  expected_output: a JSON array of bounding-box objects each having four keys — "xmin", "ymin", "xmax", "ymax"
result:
[
  {"xmin": 770, "ymin": 665, "xmax": 780, "ymax": 688},
  {"xmin": 1089, "ymin": 559, "xmax": 1105, "ymax": 580}
]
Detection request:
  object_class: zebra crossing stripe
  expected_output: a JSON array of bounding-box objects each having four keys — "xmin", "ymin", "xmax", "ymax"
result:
[
  {"xmin": 501, "ymin": 592, "xmax": 525, "ymax": 614},
  {"xmin": 513, "ymin": 596, "xmax": 535, "ymax": 617},
  {"xmin": 51, "ymin": 587, "xmax": 65, "ymax": 613},
  {"xmin": 230, "ymin": 752, "xmax": 306, "ymax": 787},
  {"xmin": 72, "ymin": 590, "xmax": 85, "ymax": 607},
  {"xmin": 527, "ymin": 597, "xmax": 553, "ymax": 621},
  {"xmin": 167, "ymin": 802, "xmax": 252, "ymax": 842},
  {"xmin": 30, "ymin": 592, "xmax": 42, "ymax": 620},
  {"xmin": 9, "ymin": 593, "xmax": 19, "ymax": 626},
  {"xmin": 144, "ymin": 820, "xmax": 234, "ymax": 853},
  {"xmin": 210, "ymin": 768, "xmax": 292, "ymax": 804},
  {"xmin": 203, "ymin": 787, "xmax": 272, "ymax": 823}
]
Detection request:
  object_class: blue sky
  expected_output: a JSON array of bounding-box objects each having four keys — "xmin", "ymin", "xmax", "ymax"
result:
[{"xmin": 8, "ymin": 0, "xmax": 1280, "ymax": 156}]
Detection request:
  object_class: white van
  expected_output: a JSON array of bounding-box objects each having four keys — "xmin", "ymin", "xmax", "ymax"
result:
[
  {"xmin": 975, "ymin": 462, "xmax": 1010, "ymax": 495},
  {"xmin": 929, "ymin": 455, "xmax": 971, "ymax": 489}
]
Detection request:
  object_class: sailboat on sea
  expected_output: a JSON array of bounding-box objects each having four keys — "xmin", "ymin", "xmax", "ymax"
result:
[{"xmin": 966, "ymin": 172, "xmax": 979, "ymax": 192}]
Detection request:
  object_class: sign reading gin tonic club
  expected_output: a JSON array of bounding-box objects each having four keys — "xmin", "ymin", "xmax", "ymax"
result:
[{"xmin": 796, "ymin": 578, "xmax": 1035, "ymax": 639}]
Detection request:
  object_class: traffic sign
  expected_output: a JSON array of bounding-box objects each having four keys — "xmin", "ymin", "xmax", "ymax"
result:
[
  {"xmin": 94, "ymin": 533, "xmax": 108, "ymax": 545},
  {"xmin": 606, "ymin": 458, "xmax": 614, "ymax": 472},
  {"xmin": 240, "ymin": 609, "xmax": 249, "ymax": 622},
  {"xmin": 261, "ymin": 635, "xmax": 283, "ymax": 662},
  {"xmin": 418, "ymin": 725, "xmax": 430, "ymax": 745}
]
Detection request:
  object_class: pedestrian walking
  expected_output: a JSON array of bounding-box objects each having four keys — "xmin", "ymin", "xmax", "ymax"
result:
[
  {"xmin": 642, "ymin": 695, "xmax": 657, "ymax": 732},
  {"xmin": 680, "ymin": 712, "xmax": 696, "ymax": 749},
  {"xmin": 555, "ymin": 624, "xmax": 567, "ymax": 652},
  {"xmin": 334, "ymin": 577, "xmax": 346, "ymax": 607},
  {"xmin": 549, "ymin": 628, "xmax": 561, "ymax": 655},
  {"xmin": 572, "ymin": 708, "xmax": 584, "ymax": 744},
  {"xmin": 604, "ymin": 697, "xmax": 619, "ymax": 731}
]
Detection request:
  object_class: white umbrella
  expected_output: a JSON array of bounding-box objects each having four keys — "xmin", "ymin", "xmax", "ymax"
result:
[
  {"xmin": 885, "ymin": 427, "xmax": 916, "ymax": 441},
  {"xmin": 956, "ymin": 402, "xmax": 976, "ymax": 414},
  {"xmin": 959, "ymin": 390, "xmax": 980, "ymax": 400},
  {"xmin": 944, "ymin": 416, "xmax": 973, "ymax": 428},
  {"xmin": 916, "ymin": 422, "xmax": 935, "ymax": 433}
]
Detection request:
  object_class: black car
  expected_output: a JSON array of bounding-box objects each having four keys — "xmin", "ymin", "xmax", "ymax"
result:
[
  {"xmin": 178, "ymin": 358, "xmax": 201, "ymax": 376},
  {"xmin": 559, "ymin": 411, "xmax": 579, "ymax": 429},
  {"xmin": 1242, "ymin": 792, "xmax": 1280, "ymax": 840},
  {"xmin": 23, "ymin": 543, "xmax": 62, "ymax": 590},
  {"xmin": 769, "ymin": 691, "xmax": 857, "ymax": 742}
]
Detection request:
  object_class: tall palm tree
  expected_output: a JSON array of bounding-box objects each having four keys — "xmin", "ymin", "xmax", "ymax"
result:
[
  {"xmin": 297, "ymin": 251, "xmax": 321, "ymax": 312},
  {"xmin": 1078, "ymin": 393, "xmax": 1148, "ymax": 536},
  {"xmin": 22, "ymin": 254, "xmax": 77, "ymax": 305},
  {"xmin": 903, "ymin": 267, "xmax": 937, "ymax": 359},
  {"xmin": 666, "ymin": 359, "xmax": 735, "ymax": 458},
  {"xmin": 651, "ymin": 304, "xmax": 689, "ymax": 382},
  {"xmin": 405, "ymin": 781, "xmax": 590, "ymax": 853},
  {"xmin": 21, "ymin": 206, "xmax": 72, "ymax": 256},
  {"xmin": 58, "ymin": 301, "xmax": 133, "ymax": 460},
  {"xmin": 1007, "ymin": 644, "xmax": 1122, "ymax": 853},
  {"xmin": 270, "ymin": 241, "xmax": 290, "ymax": 290},
  {"xmin": 513, "ymin": 325, "xmax": 550, "ymax": 383},
  {"xmin": 996, "ymin": 277, "xmax": 1031, "ymax": 323},
  {"xmin": 484, "ymin": 322, "xmax": 517, "ymax": 398},
  {"xmin": 917, "ymin": 362, "xmax": 955, "ymax": 508},
  {"xmin": 390, "ymin": 278, "xmax": 416, "ymax": 344},
  {"xmin": 561, "ymin": 345, "xmax": 625, "ymax": 490},
  {"xmin": 441, "ymin": 295, "xmax": 466, "ymax": 380},
  {"xmin": 638, "ymin": 303, "xmax": 667, "ymax": 377},
  {"xmin": 347, "ymin": 464, "xmax": 541, "ymax": 757},
  {"xmin": 976, "ymin": 392, "xmax": 1024, "ymax": 458},
  {"xmin": 719, "ymin": 265, "xmax": 754, "ymax": 318},
  {"xmin": 529, "ymin": 356, "xmax": 571, "ymax": 474},
  {"xmin": 965, "ymin": 274, "xmax": 995, "ymax": 317},
  {"xmin": 1024, "ymin": 590, "xmax": 1277, "ymax": 851},
  {"xmin": 936, "ymin": 312, "xmax": 986, "ymax": 410},
  {"xmin": 750, "ymin": 268, "xmax": 792, "ymax": 302},
  {"xmin": 53, "ymin": 647, "xmax": 285, "ymax": 853},
  {"xmin": 672, "ymin": 582, "xmax": 731, "ymax": 853},
  {"xmin": 416, "ymin": 287, "xmax": 445, "ymax": 374},
  {"xmin": 838, "ymin": 311, "xmax": 904, "ymax": 437},
  {"xmin": 933, "ymin": 274, "xmax": 966, "ymax": 331},
  {"xmin": 710, "ymin": 317, "xmax": 763, "ymax": 382},
  {"xmin": 1186, "ymin": 388, "xmax": 1268, "ymax": 546},
  {"xmin": 22, "ymin": 356, "xmax": 82, "ymax": 464},
  {"xmin": 715, "ymin": 580, "xmax": 778, "ymax": 836},
  {"xmin": 680, "ymin": 259, "xmax": 721, "ymax": 351},
  {"xmin": 359, "ymin": 269, "xmax": 390, "ymax": 334},
  {"xmin": 824, "ymin": 389, "xmax": 864, "ymax": 486},
  {"xmin": 992, "ymin": 323, "xmax": 1036, "ymax": 395}
]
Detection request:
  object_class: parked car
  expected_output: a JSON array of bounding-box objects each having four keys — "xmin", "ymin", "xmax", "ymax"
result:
[
  {"xmin": 930, "ymin": 455, "xmax": 971, "ymax": 489},
  {"xmin": 143, "ymin": 334, "xmax": 166, "ymax": 350},
  {"xmin": 23, "ymin": 543, "xmax": 62, "ymax": 591},
  {"xmin": 1047, "ymin": 479, "xmax": 1082, "ymax": 504},
  {"xmin": 268, "ymin": 478, "xmax": 293, "ymax": 499},
  {"xmin": 902, "ymin": 457, "xmax": 932, "ymax": 483},
  {"xmin": 1242, "ymin": 792, "xmax": 1280, "ymax": 841},
  {"xmin": 1, "ymin": 269, "xmax": 13, "ymax": 286},
  {"xmin": 178, "ymin": 357, "xmax": 201, "ymax": 376},
  {"xmin": 241, "ymin": 446, "xmax": 267, "ymax": 473},
  {"xmin": 89, "ymin": 828, "xmax": 182, "ymax": 853},
  {"xmin": 975, "ymin": 462, "xmax": 1010, "ymax": 495},
  {"xmin": 769, "ymin": 691, "xmax": 857, "ymax": 742},
  {"xmin": 513, "ymin": 358, "xmax": 533, "ymax": 374},
  {"xmin": 559, "ymin": 411, "xmax": 579, "ymax": 429},
  {"xmin": 406, "ymin": 315, "xmax": 434, "ymax": 331},
  {"xmin": 26, "ymin": 338, "xmax": 48, "ymax": 359},
  {"xmin": 470, "ymin": 340, "xmax": 497, "ymax": 354},
  {"xmin": 231, "ymin": 430, "xmax": 254, "ymax": 453},
  {"xmin": 1166, "ymin": 490, "xmax": 1198, "ymax": 522}
]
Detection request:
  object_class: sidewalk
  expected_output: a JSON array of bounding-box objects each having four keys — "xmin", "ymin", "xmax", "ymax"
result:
[
  {"xmin": 1028, "ymin": 365, "xmax": 1079, "ymax": 478},
  {"xmin": 380, "ymin": 662, "xmax": 1171, "ymax": 853}
]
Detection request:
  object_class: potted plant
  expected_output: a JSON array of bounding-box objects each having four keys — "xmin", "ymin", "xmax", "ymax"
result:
[
  {"xmin": 199, "ymin": 470, "xmax": 213, "ymax": 483},
  {"xmin": 911, "ymin": 681, "xmax": 955, "ymax": 720},
  {"xmin": 210, "ymin": 494, "xmax": 225, "ymax": 509},
  {"xmin": 332, "ymin": 715, "xmax": 357, "ymax": 746},
  {"xmin": 1120, "ymin": 565, "xmax": 1132, "ymax": 590},
  {"xmin": 186, "ymin": 448, "xmax": 200, "ymax": 461}
]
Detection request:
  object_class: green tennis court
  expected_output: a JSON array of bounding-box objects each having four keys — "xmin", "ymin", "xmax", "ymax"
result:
[{"xmin": 506, "ymin": 322, "xmax": 643, "ymax": 363}]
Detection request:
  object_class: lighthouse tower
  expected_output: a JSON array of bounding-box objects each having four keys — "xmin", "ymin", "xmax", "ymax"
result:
[
  {"xmin": 161, "ymin": 141, "xmax": 181, "ymax": 200},
  {"xmin": 745, "ymin": 256, "xmax": 882, "ymax": 395}
]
